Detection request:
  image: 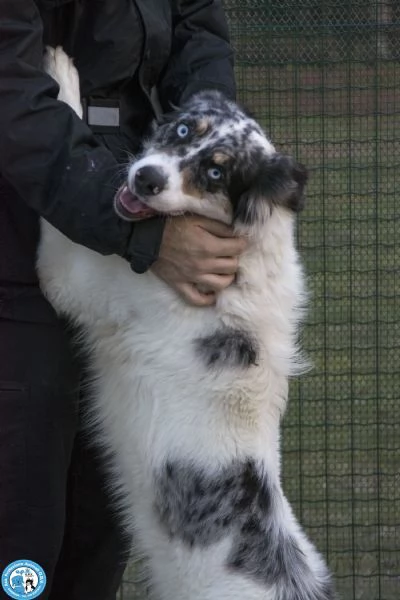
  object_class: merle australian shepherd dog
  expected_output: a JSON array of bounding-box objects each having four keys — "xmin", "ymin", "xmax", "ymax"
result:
[{"xmin": 38, "ymin": 47, "xmax": 336, "ymax": 600}]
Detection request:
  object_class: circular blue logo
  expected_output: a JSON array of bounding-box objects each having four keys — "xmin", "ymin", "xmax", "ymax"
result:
[{"xmin": 1, "ymin": 560, "xmax": 46, "ymax": 599}]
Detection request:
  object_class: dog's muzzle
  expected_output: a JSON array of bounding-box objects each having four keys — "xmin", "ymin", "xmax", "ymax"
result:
[{"xmin": 135, "ymin": 166, "xmax": 167, "ymax": 196}]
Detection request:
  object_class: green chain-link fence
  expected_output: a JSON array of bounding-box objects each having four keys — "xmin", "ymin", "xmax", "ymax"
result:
[{"xmin": 119, "ymin": 2, "xmax": 400, "ymax": 598}]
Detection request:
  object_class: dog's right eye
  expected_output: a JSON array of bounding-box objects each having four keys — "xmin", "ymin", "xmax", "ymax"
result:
[
  {"xmin": 176, "ymin": 124, "xmax": 189, "ymax": 138},
  {"xmin": 207, "ymin": 167, "xmax": 223, "ymax": 180}
]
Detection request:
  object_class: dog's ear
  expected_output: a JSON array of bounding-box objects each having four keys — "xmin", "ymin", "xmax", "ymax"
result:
[{"xmin": 233, "ymin": 154, "xmax": 308, "ymax": 225}]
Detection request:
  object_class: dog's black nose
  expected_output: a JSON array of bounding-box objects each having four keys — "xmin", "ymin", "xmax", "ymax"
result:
[{"xmin": 135, "ymin": 166, "xmax": 167, "ymax": 196}]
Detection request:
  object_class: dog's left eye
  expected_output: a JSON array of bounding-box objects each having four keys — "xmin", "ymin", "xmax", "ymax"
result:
[
  {"xmin": 176, "ymin": 124, "xmax": 189, "ymax": 138},
  {"xmin": 207, "ymin": 167, "xmax": 223, "ymax": 180}
]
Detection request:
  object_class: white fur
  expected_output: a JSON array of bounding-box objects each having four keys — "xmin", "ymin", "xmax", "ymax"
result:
[{"xmin": 38, "ymin": 47, "xmax": 332, "ymax": 600}]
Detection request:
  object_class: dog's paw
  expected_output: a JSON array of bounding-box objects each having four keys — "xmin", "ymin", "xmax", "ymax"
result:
[{"xmin": 43, "ymin": 46, "xmax": 83, "ymax": 119}]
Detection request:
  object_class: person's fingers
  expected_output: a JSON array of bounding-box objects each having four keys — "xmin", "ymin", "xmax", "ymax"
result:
[
  {"xmin": 196, "ymin": 257, "xmax": 239, "ymax": 275},
  {"xmin": 205, "ymin": 234, "xmax": 248, "ymax": 258},
  {"xmin": 152, "ymin": 257, "xmax": 235, "ymax": 295},
  {"xmin": 196, "ymin": 216, "xmax": 236, "ymax": 238},
  {"xmin": 195, "ymin": 273, "xmax": 235, "ymax": 292},
  {"xmin": 177, "ymin": 283, "xmax": 216, "ymax": 306},
  {"xmin": 161, "ymin": 216, "xmax": 247, "ymax": 259},
  {"xmin": 154, "ymin": 215, "xmax": 246, "ymax": 306}
]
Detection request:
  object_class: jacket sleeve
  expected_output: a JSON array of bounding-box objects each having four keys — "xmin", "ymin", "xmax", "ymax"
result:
[
  {"xmin": 0, "ymin": 1, "xmax": 150, "ymax": 265},
  {"xmin": 158, "ymin": 0, "xmax": 236, "ymax": 110}
]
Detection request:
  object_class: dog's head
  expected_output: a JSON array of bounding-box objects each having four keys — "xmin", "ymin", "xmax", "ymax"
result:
[{"xmin": 115, "ymin": 91, "xmax": 307, "ymax": 226}]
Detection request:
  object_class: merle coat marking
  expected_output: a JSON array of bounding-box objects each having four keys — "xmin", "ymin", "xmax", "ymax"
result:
[{"xmin": 195, "ymin": 328, "xmax": 258, "ymax": 368}]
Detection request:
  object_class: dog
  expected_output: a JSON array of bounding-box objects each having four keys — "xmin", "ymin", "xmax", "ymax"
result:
[{"xmin": 38, "ymin": 47, "xmax": 336, "ymax": 600}]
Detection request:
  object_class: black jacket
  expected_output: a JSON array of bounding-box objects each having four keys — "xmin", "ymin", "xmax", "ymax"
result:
[{"xmin": 0, "ymin": 0, "xmax": 235, "ymax": 318}]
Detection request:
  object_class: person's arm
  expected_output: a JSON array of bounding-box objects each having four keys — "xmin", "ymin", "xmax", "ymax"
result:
[
  {"xmin": 0, "ymin": 1, "xmax": 148, "ymax": 265},
  {"xmin": 158, "ymin": 0, "xmax": 236, "ymax": 110},
  {"xmin": 154, "ymin": 1, "xmax": 244, "ymax": 305}
]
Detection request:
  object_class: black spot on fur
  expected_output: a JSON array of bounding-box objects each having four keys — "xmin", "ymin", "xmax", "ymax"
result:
[
  {"xmin": 228, "ymin": 498, "xmax": 336, "ymax": 599},
  {"xmin": 230, "ymin": 529, "xmax": 308, "ymax": 590},
  {"xmin": 266, "ymin": 154, "xmax": 308, "ymax": 213},
  {"xmin": 230, "ymin": 153, "xmax": 308, "ymax": 225},
  {"xmin": 195, "ymin": 328, "xmax": 258, "ymax": 368},
  {"xmin": 154, "ymin": 459, "xmax": 335, "ymax": 598},
  {"xmin": 154, "ymin": 460, "xmax": 263, "ymax": 547}
]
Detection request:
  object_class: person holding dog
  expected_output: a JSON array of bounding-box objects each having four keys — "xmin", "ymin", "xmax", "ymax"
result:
[{"xmin": 0, "ymin": 1, "xmax": 245, "ymax": 599}]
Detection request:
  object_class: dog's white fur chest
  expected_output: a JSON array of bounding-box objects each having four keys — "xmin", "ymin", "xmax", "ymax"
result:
[{"xmin": 39, "ymin": 211, "xmax": 301, "ymax": 466}]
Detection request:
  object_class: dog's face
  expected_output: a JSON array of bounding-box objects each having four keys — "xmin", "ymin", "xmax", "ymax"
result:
[{"xmin": 115, "ymin": 91, "xmax": 307, "ymax": 226}]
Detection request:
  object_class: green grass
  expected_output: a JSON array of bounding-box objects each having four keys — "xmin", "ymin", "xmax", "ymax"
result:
[{"xmin": 118, "ymin": 61, "xmax": 400, "ymax": 600}]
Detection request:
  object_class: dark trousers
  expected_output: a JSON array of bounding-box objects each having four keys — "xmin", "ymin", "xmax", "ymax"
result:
[{"xmin": 0, "ymin": 313, "xmax": 130, "ymax": 599}]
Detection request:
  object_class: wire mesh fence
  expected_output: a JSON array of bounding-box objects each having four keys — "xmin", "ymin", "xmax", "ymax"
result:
[{"xmin": 119, "ymin": 2, "xmax": 400, "ymax": 598}]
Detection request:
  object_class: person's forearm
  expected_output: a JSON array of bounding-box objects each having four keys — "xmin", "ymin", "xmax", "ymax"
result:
[
  {"xmin": 158, "ymin": 0, "xmax": 236, "ymax": 110},
  {"xmin": 0, "ymin": 1, "xmax": 133, "ymax": 258}
]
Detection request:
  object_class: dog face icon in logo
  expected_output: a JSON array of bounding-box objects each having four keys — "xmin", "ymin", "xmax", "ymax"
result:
[
  {"xmin": 24, "ymin": 576, "xmax": 36, "ymax": 593},
  {"xmin": 1, "ymin": 560, "xmax": 46, "ymax": 599}
]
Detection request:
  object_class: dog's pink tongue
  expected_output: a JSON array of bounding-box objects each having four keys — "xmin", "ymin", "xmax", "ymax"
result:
[{"xmin": 119, "ymin": 186, "xmax": 148, "ymax": 214}]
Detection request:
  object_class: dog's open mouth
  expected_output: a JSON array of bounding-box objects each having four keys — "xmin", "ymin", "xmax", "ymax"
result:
[{"xmin": 114, "ymin": 185, "xmax": 158, "ymax": 221}]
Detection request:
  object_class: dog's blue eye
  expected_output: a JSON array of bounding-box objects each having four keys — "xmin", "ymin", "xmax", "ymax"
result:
[
  {"xmin": 176, "ymin": 124, "xmax": 189, "ymax": 138},
  {"xmin": 207, "ymin": 167, "xmax": 222, "ymax": 180}
]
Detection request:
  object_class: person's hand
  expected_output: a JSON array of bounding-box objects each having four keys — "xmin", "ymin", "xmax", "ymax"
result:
[{"xmin": 152, "ymin": 215, "xmax": 247, "ymax": 306}]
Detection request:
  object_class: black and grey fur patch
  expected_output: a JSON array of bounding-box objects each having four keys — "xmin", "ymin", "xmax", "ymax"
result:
[
  {"xmin": 230, "ymin": 154, "xmax": 308, "ymax": 226},
  {"xmin": 229, "ymin": 522, "xmax": 335, "ymax": 599},
  {"xmin": 154, "ymin": 458, "xmax": 335, "ymax": 599},
  {"xmin": 153, "ymin": 459, "xmax": 270, "ymax": 547},
  {"xmin": 195, "ymin": 327, "xmax": 258, "ymax": 368}
]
